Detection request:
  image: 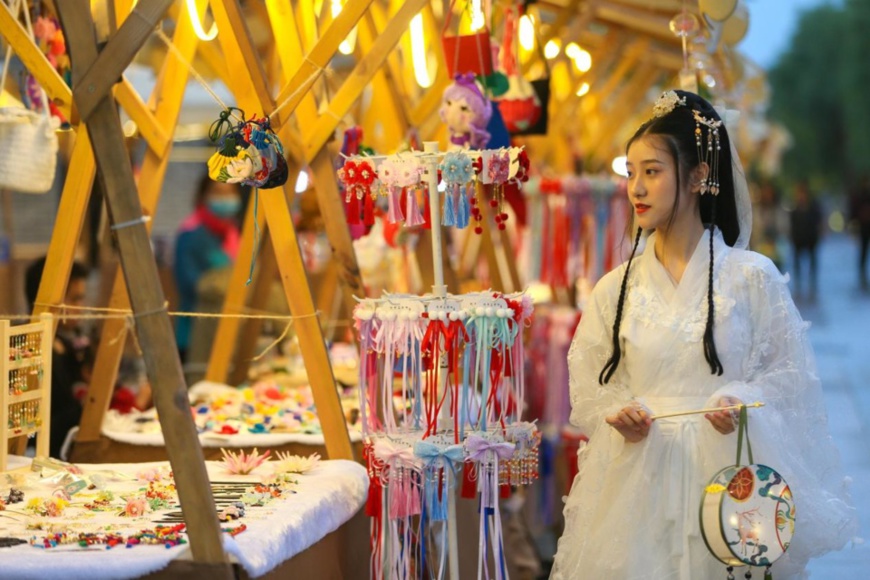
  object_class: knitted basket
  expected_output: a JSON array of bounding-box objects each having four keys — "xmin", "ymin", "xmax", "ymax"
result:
[{"xmin": 0, "ymin": 107, "xmax": 58, "ymax": 194}]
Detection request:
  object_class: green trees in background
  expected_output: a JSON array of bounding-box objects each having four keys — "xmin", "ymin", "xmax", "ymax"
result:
[{"xmin": 768, "ymin": 0, "xmax": 870, "ymax": 192}]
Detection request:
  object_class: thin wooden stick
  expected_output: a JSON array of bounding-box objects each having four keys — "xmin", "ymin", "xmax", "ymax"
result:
[{"xmin": 650, "ymin": 401, "xmax": 764, "ymax": 420}]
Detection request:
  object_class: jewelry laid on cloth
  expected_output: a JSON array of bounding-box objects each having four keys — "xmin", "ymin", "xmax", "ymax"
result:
[{"xmin": 700, "ymin": 405, "xmax": 793, "ymax": 580}]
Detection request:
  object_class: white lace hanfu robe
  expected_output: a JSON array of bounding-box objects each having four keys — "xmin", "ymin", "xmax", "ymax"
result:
[{"xmin": 552, "ymin": 229, "xmax": 856, "ymax": 580}]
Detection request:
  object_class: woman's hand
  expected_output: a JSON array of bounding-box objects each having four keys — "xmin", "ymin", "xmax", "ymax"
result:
[
  {"xmin": 606, "ymin": 405, "xmax": 652, "ymax": 443},
  {"xmin": 705, "ymin": 396, "xmax": 743, "ymax": 435}
]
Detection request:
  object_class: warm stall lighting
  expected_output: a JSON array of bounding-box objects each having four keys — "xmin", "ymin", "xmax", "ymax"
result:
[
  {"xmin": 566, "ymin": 43, "xmax": 592, "ymax": 72},
  {"xmin": 332, "ymin": 0, "xmax": 357, "ymax": 55},
  {"xmin": 611, "ymin": 156, "xmax": 628, "ymax": 177},
  {"xmin": 565, "ymin": 42, "xmax": 581, "ymax": 59},
  {"xmin": 122, "ymin": 120, "xmax": 138, "ymax": 137},
  {"xmin": 573, "ymin": 49, "xmax": 592, "ymax": 73},
  {"xmin": 470, "ymin": 0, "xmax": 485, "ymax": 31},
  {"xmin": 186, "ymin": 0, "xmax": 217, "ymax": 41},
  {"xmin": 410, "ymin": 14, "xmax": 432, "ymax": 88},
  {"xmin": 519, "ymin": 15, "xmax": 535, "ymax": 51},
  {"xmin": 575, "ymin": 82, "xmax": 590, "ymax": 97},
  {"xmin": 295, "ymin": 169, "xmax": 310, "ymax": 194},
  {"xmin": 544, "ymin": 39, "xmax": 561, "ymax": 59}
]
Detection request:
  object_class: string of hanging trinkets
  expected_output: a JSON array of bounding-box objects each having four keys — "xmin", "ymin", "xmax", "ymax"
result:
[
  {"xmin": 353, "ymin": 291, "xmax": 539, "ymax": 580},
  {"xmin": 336, "ymin": 146, "xmax": 530, "ymax": 235},
  {"xmin": 341, "ymin": 145, "xmax": 539, "ymax": 580}
]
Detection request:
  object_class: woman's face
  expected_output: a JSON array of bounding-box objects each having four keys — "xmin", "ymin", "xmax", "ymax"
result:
[{"xmin": 626, "ymin": 135, "xmax": 693, "ymax": 233}]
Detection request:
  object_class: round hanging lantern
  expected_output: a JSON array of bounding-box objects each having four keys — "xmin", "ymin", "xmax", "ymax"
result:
[
  {"xmin": 721, "ymin": 3, "xmax": 749, "ymax": 46},
  {"xmin": 700, "ymin": 0, "xmax": 738, "ymax": 22},
  {"xmin": 701, "ymin": 464, "xmax": 795, "ymax": 568}
]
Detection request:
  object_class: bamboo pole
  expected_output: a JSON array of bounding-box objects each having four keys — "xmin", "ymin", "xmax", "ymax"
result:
[
  {"xmin": 56, "ymin": 0, "xmax": 229, "ymax": 568},
  {"xmin": 78, "ymin": 0, "xmax": 207, "ymax": 444}
]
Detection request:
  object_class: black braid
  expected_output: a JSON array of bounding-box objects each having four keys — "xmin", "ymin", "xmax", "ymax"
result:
[
  {"xmin": 599, "ymin": 227, "xmax": 644, "ymax": 385},
  {"xmin": 702, "ymin": 202, "xmax": 724, "ymax": 375}
]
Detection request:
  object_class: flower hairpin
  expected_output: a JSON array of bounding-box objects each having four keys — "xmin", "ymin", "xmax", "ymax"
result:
[
  {"xmin": 338, "ymin": 159, "xmax": 377, "ymax": 202},
  {"xmin": 653, "ymin": 90, "xmax": 687, "ymax": 118},
  {"xmin": 440, "ymin": 151, "xmax": 473, "ymax": 185},
  {"xmin": 487, "ymin": 150, "xmax": 511, "ymax": 184},
  {"xmin": 440, "ymin": 151, "xmax": 474, "ymax": 229}
]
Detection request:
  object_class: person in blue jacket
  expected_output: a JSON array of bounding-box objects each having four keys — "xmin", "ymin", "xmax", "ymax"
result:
[{"xmin": 173, "ymin": 174, "xmax": 242, "ymax": 361}]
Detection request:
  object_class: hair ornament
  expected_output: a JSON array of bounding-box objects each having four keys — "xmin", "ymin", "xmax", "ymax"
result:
[
  {"xmin": 693, "ymin": 110, "xmax": 723, "ymax": 195},
  {"xmin": 652, "ymin": 90, "xmax": 687, "ymax": 118}
]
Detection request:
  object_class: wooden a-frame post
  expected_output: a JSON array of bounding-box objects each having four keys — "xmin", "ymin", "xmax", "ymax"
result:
[
  {"xmin": 205, "ymin": 0, "xmax": 431, "ymax": 388},
  {"xmin": 55, "ymin": 0, "xmax": 230, "ymax": 570}
]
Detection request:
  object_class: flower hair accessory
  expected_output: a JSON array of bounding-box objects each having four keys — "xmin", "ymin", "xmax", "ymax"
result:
[
  {"xmin": 338, "ymin": 159, "xmax": 377, "ymax": 202},
  {"xmin": 440, "ymin": 151, "xmax": 474, "ymax": 228},
  {"xmin": 653, "ymin": 90, "xmax": 687, "ymax": 118}
]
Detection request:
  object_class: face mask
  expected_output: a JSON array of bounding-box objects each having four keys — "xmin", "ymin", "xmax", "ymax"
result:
[{"xmin": 207, "ymin": 198, "xmax": 241, "ymax": 218}]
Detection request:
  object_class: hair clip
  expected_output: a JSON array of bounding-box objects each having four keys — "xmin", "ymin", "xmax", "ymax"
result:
[
  {"xmin": 440, "ymin": 151, "xmax": 474, "ymax": 228},
  {"xmin": 338, "ymin": 159, "xmax": 377, "ymax": 202},
  {"xmin": 692, "ymin": 110, "xmax": 723, "ymax": 195},
  {"xmin": 653, "ymin": 90, "xmax": 687, "ymax": 118}
]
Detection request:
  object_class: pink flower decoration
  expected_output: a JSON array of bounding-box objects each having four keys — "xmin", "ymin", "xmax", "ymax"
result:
[
  {"xmin": 124, "ymin": 497, "xmax": 148, "ymax": 517},
  {"xmin": 221, "ymin": 448, "xmax": 272, "ymax": 475}
]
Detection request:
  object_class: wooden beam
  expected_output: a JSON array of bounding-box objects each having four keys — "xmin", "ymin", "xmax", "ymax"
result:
[
  {"xmin": 72, "ymin": 0, "xmax": 175, "ymax": 121},
  {"xmin": 207, "ymin": 0, "xmax": 353, "ymax": 461},
  {"xmin": 271, "ymin": 0, "xmax": 376, "ymax": 127},
  {"xmin": 56, "ymin": 0, "xmax": 229, "ymax": 568},
  {"xmin": 206, "ymin": 0, "xmax": 325, "ymax": 385},
  {"xmin": 0, "ymin": 1, "xmax": 73, "ymax": 119},
  {"xmin": 203, "ymin": 187, "xmax": 267, "ymax": 384},
  {"xmin": 31, "ymin": 131, "xmax": 97, "ymax": 321},
  {"xmin": 227, "ymin": 233, "xmax": 278, "ymax": 386},
  {"xmin": 303, "ymin": 0, "xmax": 428, "ymax": 161},
  {"xmin": 210, "ymin": 0, "xmax": 276, "ymax": 114},
  {"xmin": 115, "ymin": 78, "xmax": 170, "ymax": 157},
  {"xmin": 310, "ymin": 149, "xmax": 365, "ymax": 311},
  {"xmin": 80, "ymin": 0, "xmax": 206, "ymax": 442},
  {"xmin": 269, "ymin": 0, "xmax": 364, "ymax": 316}
]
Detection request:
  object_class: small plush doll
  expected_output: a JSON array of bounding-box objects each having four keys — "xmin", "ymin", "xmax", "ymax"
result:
[{"xmin": 439, "ymin": 73, "xmax": 492, "ymax": 150}]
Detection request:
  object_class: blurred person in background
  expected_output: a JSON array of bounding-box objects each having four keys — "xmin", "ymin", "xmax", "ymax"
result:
[
  {"xmin": 752, "ymin": 180, "xmax": 788, "ymax": 271},
  {"xmin": 789, "ymin": 180, "xmax": 823, "ymax": 299},
  {"xmin": 850, "ymin": 175, "xmax": 870, "ymax": 291},
  {"xmin": 25, "ymin": 257, "xmax": 91, "ymax": 459},
  {"xmin": 173, "ymin": 174, "xmax": 242, "ymax": 362}
]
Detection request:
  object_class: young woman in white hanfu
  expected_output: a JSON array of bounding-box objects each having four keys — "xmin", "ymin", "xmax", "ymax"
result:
[{"xmin": 551, "ymin": 90, "xmax": 856, "ymax": 579}]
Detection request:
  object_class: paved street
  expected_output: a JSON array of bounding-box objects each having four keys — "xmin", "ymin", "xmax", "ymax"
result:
[{"xmin": 794, "ymin": 234, "xmax": 870, "ymax": 577}]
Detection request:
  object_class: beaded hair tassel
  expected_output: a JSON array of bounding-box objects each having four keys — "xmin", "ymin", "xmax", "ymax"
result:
[{"xmin": 693, "ymin": 109, "xmax": 723, "ymax": 196}]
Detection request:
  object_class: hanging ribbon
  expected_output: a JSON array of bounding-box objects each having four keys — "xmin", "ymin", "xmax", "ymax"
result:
[{"xmin": 465, "ymin": 435, "xmax": 516, "ymax": 580}]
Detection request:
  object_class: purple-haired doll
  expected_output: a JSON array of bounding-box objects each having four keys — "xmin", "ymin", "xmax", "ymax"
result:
[{"xmin": 439, "ymin": 73, "xmax": 492, "ymax": 150}]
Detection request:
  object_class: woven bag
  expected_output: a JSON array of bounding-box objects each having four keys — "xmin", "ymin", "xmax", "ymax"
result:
[
  {"xmin": 0, "ymin": 107, "xmax": 58, "ymax": 193},
  {"xmin": 0, "ymin": 0, "xmax": 59, "ymax": 193}
]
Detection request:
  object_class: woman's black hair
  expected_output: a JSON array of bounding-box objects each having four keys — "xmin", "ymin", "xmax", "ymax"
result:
[
  {"xmin": 599, "ymin": 227, "xmax": 643, "ymax": 385},
  {"xmin": 599, "ymin": 90, "xmax": 735, "ymax": 384}
]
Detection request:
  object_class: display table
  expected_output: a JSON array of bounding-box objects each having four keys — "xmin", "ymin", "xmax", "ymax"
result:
[
  {"xmin": 71, "ymin": 381, "xmax": 364, "ymax": 464},
  {"xmin": 0, "ymin": 457, "xmax": 369, "ymax": 579}
]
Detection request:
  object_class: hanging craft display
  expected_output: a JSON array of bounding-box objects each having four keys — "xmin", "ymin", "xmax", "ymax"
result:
[
  {"xmin": 494, "ymin": 6, "xmax": 550, "ymax": 136},
  {"xmin": 337, "ymin": 146, "xmax": 527, "ymax": 240},
  {"xmin": 354, "ymin": 290, "xmax": 539, "ymax": 580},
  {"xmin": 0, "ymin": 0, "xmax": 60, "ymax": 194},
  {"xmin": 701, "ymin": 406, "xmax": 794, "ymax": 579},
  {"xmin": 440, "ymin": 73, "xmax": 493, "ymax": 150},
  {"xmin": 206, "ymin": 108, "xmax": 288, "ymax": 190},
  {"xmin": 440, "ymin": 0, "xmax": 494, "ymax": 79}
]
